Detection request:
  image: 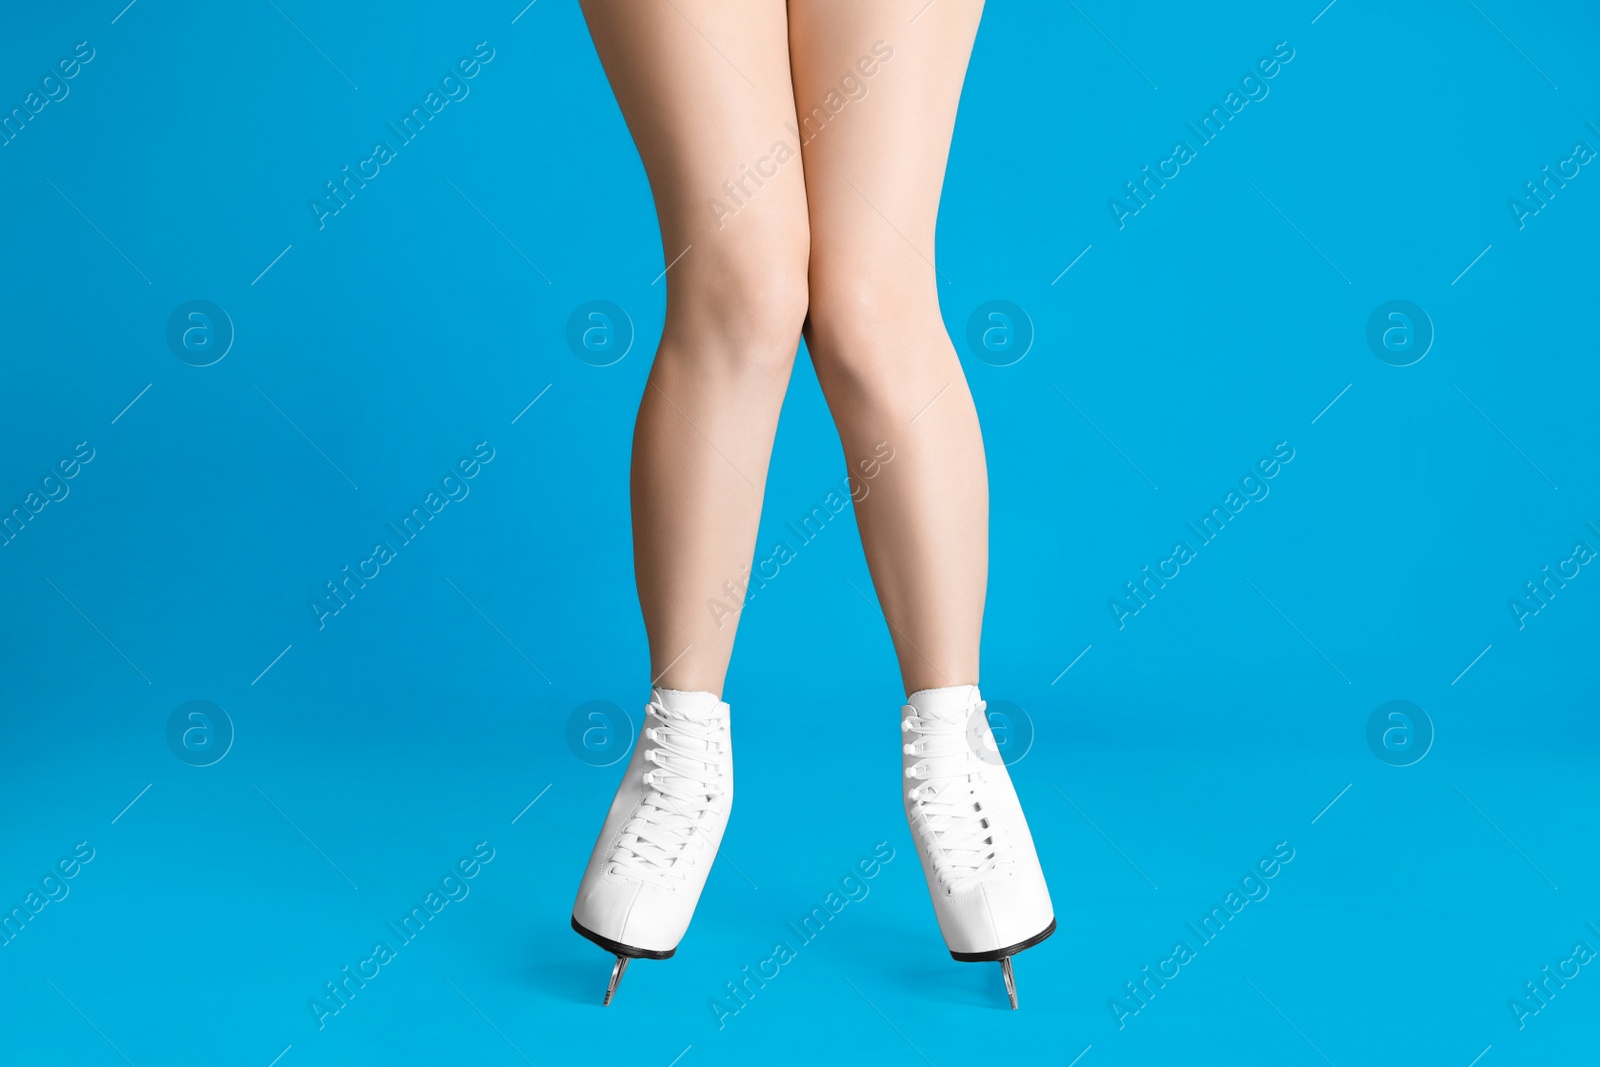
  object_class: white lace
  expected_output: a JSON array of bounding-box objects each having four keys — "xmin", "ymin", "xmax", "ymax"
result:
[
  {"xmin": 903, "ymin": 704, "xmax": 1013, "ymax": 894},
  {"xmin": 608, "ymin": 702, "xmax": 727, "ymax": 888}
]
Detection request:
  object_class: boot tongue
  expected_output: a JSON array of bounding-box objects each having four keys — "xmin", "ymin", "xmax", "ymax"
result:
[
  {"xmin": 906, "ymin": 684, "xmax": 982, "ymax": 725},
  {"xmin": 652, "ymin": 687, "xmax": 727, "ymax": 723}
]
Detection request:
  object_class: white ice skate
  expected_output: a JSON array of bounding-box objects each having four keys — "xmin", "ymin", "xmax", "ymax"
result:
[
  {"xmin": 571, "ymin": 687, "xmax": 732, "ymax": 1004},
  {"xmin": 901, "ymin": 684, "xmax": 1055, "ymax": 1009}
]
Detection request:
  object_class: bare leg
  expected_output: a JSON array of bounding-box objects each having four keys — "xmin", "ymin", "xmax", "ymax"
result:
[
  {"xmin": 787, "ymin": 15, "xmax": 1057, "ymax": 996},
  {"xmin": 788, "ymin": 0, "xmax": 988, "ymax": 694},
  {"xmin": 581, "ymin": 0, "xmax": 810, "ymax": 697}
]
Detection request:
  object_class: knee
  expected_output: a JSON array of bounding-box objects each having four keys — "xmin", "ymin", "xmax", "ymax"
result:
[
  {"xmin": 805, "ymin": 266, "xmax": 938, "ymax": 389},
  {"xmin": 806, "ymin": 270, "xmax": 884, "ymax": 357},
  {"xmin": 662, "ymin": 230, "xmax": 810, "ymax": 378}
]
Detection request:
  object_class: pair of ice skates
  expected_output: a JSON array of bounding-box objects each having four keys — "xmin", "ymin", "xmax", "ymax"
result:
[{"xmin": 570, "ymin": 683, "xmax": 1054, "ymax": 1009}]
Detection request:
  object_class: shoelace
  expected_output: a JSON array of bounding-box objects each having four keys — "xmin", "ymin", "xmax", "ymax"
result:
[
  {"xmin": 608, "ymin": 702, "xmax": 727, "ymax": 888},
  {"xmin": 903, "ymin": 705, "xmax": 1013, "ymax": 894}
]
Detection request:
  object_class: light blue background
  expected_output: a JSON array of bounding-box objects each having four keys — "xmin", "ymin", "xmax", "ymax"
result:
[{"xmin": 1, "ymin": 1, "xmax": 1596, "ymax": 1064}]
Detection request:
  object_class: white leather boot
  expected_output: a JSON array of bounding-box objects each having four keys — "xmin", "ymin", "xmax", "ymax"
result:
[
  {"xmin": 572, "ymin": 687, "xmax": 732, "ymax": 1004},
  {"xmin": 902, "ymin": 684, "xmax": 1055, "ymax": 1008}
]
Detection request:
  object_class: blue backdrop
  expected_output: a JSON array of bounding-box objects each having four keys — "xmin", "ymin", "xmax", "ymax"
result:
[{"xmin": 2, "ymin": 1, "xmax": 1596, "ymax": 1064}]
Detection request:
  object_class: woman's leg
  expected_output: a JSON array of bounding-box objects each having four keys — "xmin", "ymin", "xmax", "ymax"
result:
[
  {"xmin": 787, "ymin": 0, "xmax": 988, "ymax": 694},
  {"xmin": 581, "ymin": 0, "xmax": 811, "ymax": 696},
  {"xmin": 572, "ymin": 2, "xmax": 809, "ymax": 999},
  {"xmin": 787, "ymin": 14, "xmax": 1054, "ymax": 1005}
]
